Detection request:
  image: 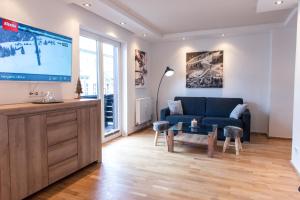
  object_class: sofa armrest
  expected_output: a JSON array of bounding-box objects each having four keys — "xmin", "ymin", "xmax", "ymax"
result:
[
  {"xmin": 160, "ymin": 107, "xmax": 170, "ymax": 120},
  {"xmin": 241, "ymin": 109, "xmax": 251, "ymax": 142}
]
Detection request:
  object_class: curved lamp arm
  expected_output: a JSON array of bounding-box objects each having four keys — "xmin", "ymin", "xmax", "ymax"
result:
[{"xmin": 155, "ymin": 66, "xmax": 174, "ymax": 121}]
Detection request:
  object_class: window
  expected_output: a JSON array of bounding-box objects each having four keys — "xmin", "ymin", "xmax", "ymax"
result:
[
  {"xmin": 103, "ymin": 43, "xmax": 115, "ymax": 95},
  {"xmin": 102, "ymin": 43, "xmax": 119, "ymax": 135},
  {"xmin": 79, "ymin": 36, "xmax": 98, "ymax": 98}
]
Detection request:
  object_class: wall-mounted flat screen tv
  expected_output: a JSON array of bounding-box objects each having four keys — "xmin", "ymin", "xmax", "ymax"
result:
[{"xmin": 0, "ymin": 18, "xmax": 72, "ymax": 82}]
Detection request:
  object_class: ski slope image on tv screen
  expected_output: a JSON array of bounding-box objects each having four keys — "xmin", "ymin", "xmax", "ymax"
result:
[{"xmin": 0, "ymin": 18, "xmax": 72, "ymax": 82}]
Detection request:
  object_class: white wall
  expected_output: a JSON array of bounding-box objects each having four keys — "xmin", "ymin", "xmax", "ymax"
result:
[
  {"xmin": 292, "ymin": 3, "xmax": 300, "ymax": 174},
  {"xmin": 150, "ymin": 33, "xmax": 272, "ymax": 133},
  {"xmin": 269, "ymin": 14, "xmax": 297, "ymax": 139},
  {"xmin": 126, "ymin": 37, "xmax": 152, "ymax": 133},
  {"xmin": 0, "ymin": 0, "xmax": 151, "ymax": 135}
]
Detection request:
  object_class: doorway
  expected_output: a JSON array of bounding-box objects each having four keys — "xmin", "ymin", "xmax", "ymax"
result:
[{"xmin": 79, "ymin": 32, "xmax": 121, "ymax": 142}]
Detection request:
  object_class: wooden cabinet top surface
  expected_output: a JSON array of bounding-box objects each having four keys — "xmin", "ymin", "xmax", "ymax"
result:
[{"xmin": 0, "ymin": 99, "xmax": 101, "ymax": 115}]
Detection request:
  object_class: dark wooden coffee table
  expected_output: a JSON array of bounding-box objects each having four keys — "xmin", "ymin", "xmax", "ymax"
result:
[{"xmin": 167, "ymin": 122, "xmax": 218, "ymax": 157}]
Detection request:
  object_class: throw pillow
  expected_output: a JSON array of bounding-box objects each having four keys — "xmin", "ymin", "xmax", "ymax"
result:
[
  {"xmin": 230, "ymin": 104, "xmax": 248, "ymax": 119},
  {"xmin": 168, "ymin": 100, "xmax": 183, "ymax": 115}
]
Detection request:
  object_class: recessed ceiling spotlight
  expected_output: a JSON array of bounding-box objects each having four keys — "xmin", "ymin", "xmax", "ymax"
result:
[
  {"xmin": 82, "ymin": 3, "xmax": 91, "ymax": 7},
  {"xmin": 120, "ymin": 22, "xmax": 126, "ymax": 25},
  {"xmin": 274, "ymin": 1, "xmax": 284, "ymax": 5},
  {"xmin": 143, "ymin": 33, "xmax": 147, "ymax": 37},
  {"xmin": 221, "ymin": 33, "xmax": 225, "ymax": 37},
  {"xmin": 182, "ymin": 37, "xmax": 186, "ymax": 41}
]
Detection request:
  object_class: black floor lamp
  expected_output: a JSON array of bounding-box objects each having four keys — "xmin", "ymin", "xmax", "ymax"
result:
[{"xmin": 156, "ymin": 66, "xmax": 175, "ymax": 121}]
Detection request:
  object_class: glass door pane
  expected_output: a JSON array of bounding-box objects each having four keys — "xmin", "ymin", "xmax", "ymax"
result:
[
  {"xmin": 79, "ymin": 36, "xmax": 98, "ymax": 98},
  {"xmin": 103, "ymin": 43, "xmax": 119, "ymax": 135}
]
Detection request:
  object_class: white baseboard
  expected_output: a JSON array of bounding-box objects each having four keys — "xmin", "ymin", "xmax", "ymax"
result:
[
  {"xmin": 127, "ymin": 121, "xmax": 152, "ymax": 135},
  {"xmin": 102, "ymin": 132, "xmax": 122, "ymax": 143},
  {"xmin": 291, "ymin": 160, "xmax": 300, "ymax": 176}
]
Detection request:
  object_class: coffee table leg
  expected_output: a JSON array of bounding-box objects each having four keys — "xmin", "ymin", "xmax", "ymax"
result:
[
  {"xmin": 208, "ymin": 134, "xmax": 214, "ymax": 157},
  {"xmin": 208, "ymin": 128, "xmax": 217, "ymax": 157},
  {"xmin": 167, "ymin": 130, "xmax": 174, "ymax": 152}
]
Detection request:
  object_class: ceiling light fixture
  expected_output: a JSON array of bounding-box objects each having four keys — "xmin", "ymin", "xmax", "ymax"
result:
[
  {"xmin": 82, "ymin": 3, "xmax": 91, "ymax": 7},
  {"xmin": 221, "ymin": 33, "xmax": 225, "ymax": 37},
  {"xmin": 143, "ymin": 33, "xmax": 147, "ymax": 37},
  {"xmin": 274, "ymin": 1, "xmax": 284, "ymax": 5},
  {"xmin": 182, "ymin": 37, "xmax": 186, "ymax": 41},
  {"xmin": 120, "ymin": 22, "xmax": 126, "ymax": 25}
]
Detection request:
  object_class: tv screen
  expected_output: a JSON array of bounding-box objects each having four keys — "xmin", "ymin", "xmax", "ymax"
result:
[{"xmin": 0, "ymin": 18, "xmax": 72, "ymax": 82}]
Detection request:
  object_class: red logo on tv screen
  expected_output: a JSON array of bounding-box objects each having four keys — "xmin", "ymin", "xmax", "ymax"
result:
[{"xmin": 2, "ymin": 19, "xmax": 18, "ymax": 32}]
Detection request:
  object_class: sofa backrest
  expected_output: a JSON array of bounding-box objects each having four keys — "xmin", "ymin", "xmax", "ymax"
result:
[
  {"xmin": 174, "ymin": 97, "xmax": 206, "ymax": 116},
  {"xmin": 206, "ymin": 97, "xmax": 243, "ymax": 117}
]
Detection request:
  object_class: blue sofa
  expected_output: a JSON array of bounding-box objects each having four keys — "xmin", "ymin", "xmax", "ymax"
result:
[{"xmin": 160, "ymin": 97, "xmax": 251, "ymax": 142}]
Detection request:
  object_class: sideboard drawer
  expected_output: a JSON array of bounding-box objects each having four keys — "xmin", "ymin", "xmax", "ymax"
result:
[
  {"xmin": 48, "ymin": 156, "xmax": 78, "ymax": 184},
  {"xmin": 47, "ymin": 110, "xmax": 77, "ymax": 125},
  {"xmin": 47, "ymin": 121, "xmax": 78, "ymax": 146},
  {"xmin": 48, "ymin": 138, "xmax": 78, "ymax": 166}
]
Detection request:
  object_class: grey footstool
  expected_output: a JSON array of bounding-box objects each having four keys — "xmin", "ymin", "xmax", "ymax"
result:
[
  {"xmin": 153, "ymin": 121, "xmax": 169, "ymax": 146},
  {"xmin": 223, "ymin": 126, "xmax": 243, "ymax": 155}
]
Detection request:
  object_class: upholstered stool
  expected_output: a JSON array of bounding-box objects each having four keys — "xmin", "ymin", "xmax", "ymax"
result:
[
  {"xmin": 153, "ymin": 121, "xmax": 169, "ymax": 146},
  {"xmin": 223, "ymin": 126, "xmax": 243, "ymax": 155}
]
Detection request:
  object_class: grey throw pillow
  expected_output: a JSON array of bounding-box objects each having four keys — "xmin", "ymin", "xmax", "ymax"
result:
[
  {"xmin": 168, "ymin": 100, "xmax": 183, "ymax": 115},
  {"xmin": 230, "ymin": 104, "xmax": 248, "ymax": 119}
]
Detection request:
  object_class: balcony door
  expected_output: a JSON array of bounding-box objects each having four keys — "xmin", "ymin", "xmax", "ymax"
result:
[{"xmin": 79, "ymin": 31, "xmax": 121, "ymax": 142}]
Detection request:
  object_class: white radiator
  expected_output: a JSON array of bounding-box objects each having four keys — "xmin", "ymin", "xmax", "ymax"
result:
[{"xmin": 136, "ymin": 97, "xmax": 152, "ymax": 125}]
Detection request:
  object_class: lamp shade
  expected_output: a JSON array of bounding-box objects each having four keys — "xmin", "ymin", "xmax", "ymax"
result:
[{"xmin": 164, "ymin": 66, "xmax": 175, "ymax": 77}]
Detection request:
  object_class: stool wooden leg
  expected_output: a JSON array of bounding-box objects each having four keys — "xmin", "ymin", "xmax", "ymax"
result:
[
  {"xmin": 164, "ymin": 131, "xmax": 168, "ymax": 145},
  {"xmin": 154, "ymin": 131, "xmax": 159, "ymax": 146},
  {"xmin": 223, "ymin": 137, "xmax": 230, "ymax": 153},
  {"xmin": 238, "ymin": 137, "xmax": 243, "ymax": 150},
  {"xmin": 235, "ymin": 137, "xmax": 240, "ymax": 155}
]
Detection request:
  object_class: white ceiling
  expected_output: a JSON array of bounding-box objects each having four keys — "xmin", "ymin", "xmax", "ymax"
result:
[
  {"xmin": 257, "ymin": 0, "xmax": 297, "ymax": 12},
  {"xmin": 64, "ymin": 0, "xmax": 298, "ymax": 41},
  {"xmin": 111, "ymin": 0, "xmax": 294, "ymax": 34}
]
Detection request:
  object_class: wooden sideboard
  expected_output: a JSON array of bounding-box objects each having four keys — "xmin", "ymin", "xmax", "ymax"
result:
[{"xmin": 0, "ymin": 99, "xmax": 101, "ymax": 200}]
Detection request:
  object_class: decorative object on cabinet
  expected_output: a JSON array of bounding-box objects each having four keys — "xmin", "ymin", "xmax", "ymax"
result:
[{"xmin": 76, "ymin": 77, "xmax": 83, "ymax": 99}]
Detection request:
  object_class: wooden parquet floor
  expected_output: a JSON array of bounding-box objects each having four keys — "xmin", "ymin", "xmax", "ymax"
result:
[{"xmin": 28, "ymin": 128, "xmax": 300, "ymax": 200}]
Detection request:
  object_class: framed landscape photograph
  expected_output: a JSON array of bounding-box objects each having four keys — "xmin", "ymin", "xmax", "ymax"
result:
[
  {"xmin": 135, "ymin": 49, "xmax": 148, "ymax": 88},
  {"xmin": 186, "ymin": 50, "xmax": 223, "ymax": 88}
]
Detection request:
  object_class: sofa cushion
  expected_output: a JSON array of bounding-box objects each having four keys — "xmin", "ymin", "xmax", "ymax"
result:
[
  {"xmin": 174, "ymin": 97, "xmax": 206, "ymax": 116},
  {"xmin": 202, "ymin": 117, "xmax": 243, "ymax": 128},
  {"xmin": 168, "ymin": 100, "xmax": 183, "ymax": 115},
  {"xmin": 166, "ymin": 115, "xmax": 203, "ymax": 125},
  {"xmin": 230, "ymin": 104, "xmax": 248, "ymax": 119},
  {"xmin": 206, "ymin": 98, "xmax": 243, "ymax": 117}
]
